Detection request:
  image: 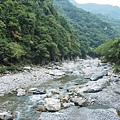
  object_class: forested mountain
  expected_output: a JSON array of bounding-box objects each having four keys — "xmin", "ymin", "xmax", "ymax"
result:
[
  {"xmin": 0, "ymin": 0, "xmax": 81, "ymax": 70},
  {"xmin": 70, "ymin": 1, "xmax": 120, "ymax": 20},
  {"xmin": 95, "ymin": 38, "xmax": 120, "ymax": 72},
  {"xmin": 69, "ymin": 0, "xmax": 120, "ymax": 37},
  {"xmin": 53, "ymin": 0, "xmax": 120, "ymax": 57}
]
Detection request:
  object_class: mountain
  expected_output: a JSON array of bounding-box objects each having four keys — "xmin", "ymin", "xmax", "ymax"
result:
[
  {"xmin": 70, "ymin": 1, "xmax": 120, "ymax": 20},
  {"xmin": 54, "ymin": 0, "xmax": 120, "ymax": 57},
  {"xmin": 0, "ymin": 0, "xmax": 81, "ymax": 71}
]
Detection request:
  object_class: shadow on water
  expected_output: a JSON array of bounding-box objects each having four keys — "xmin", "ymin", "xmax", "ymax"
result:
[
  {"xmin": 87, "ymin": 103, "xmax": 110, "ymax": 109},
  {"xmin": 53, "ymin": 74, "xmax": 89, "ymax": 85}
]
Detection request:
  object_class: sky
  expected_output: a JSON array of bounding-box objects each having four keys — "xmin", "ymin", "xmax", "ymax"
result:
[{"xmin": 74, "ymin": 0, "xmax": 120, "ymax": 7}]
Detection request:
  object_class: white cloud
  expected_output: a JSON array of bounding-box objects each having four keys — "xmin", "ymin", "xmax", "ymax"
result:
[{"xmin": 74, "ymin": 0, "xmax": 120, "ymax": 7}]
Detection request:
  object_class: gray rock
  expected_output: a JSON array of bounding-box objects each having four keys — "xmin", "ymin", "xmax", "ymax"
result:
[
  {"xmin": 37, "ymin": 105, "xmax": 47, "ymax": 112},
  {"xmin": 44, "ymin": 98, "xmax": 61, "ymax": 111},
  {"xmin": 83, "ymin": 84, "xmax": 120, "ymax": 110},
  {"xmin": 0, "ymin": 112, "xmax": 13, "ymax": 120},
  {"xmin": 33, "ymin": 89, "xmax": 46, "ymax": 95},
  {"xmin": 58, "ymin": 93, "xmax": 69, "ymax": 103},
  {"xmin": 51, "ymin": 89, "xmax": 60, "ymax": 94},
  {"xmin": 70, "ymin": 97, "xmax": 87, "ymax": 106},
  {"xmin": 111, "ymin": 76, "xmax": 119, "ymax": 82},
  {"xmin": 17, "ymin": 89, "xmax": 26, "ymax": 96},
  {"xmin": 90, "ymin": 70, "xmax": 108, "ymax": 81},
  {"xmin": 62, "ymin": 102, "xmax": 74, "ymax": 108},
  {"xmin": 28, "ymin": 88, "xmax": 38, "ymax": 93},
  {"xmin": 38, "ymin": 107, "xmax": 120, "ymax": 120},
  {"xmin": 76, "ymin": 78, "xmax": 109, "ymax": 94},
  {"xmin": 17, "ymin": 91, "xmax": 26, "ymax": 96}
]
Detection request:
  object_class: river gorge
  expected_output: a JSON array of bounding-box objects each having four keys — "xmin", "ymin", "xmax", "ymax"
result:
[{"xmin": 0, "ymin": 59, "xmax": 120, "ymax": 120}]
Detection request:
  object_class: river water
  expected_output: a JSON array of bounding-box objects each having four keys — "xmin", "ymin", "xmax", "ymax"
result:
[
  {"xmin": 0, "ymin": 59, "xmax": 120, "ymax": 120},
  {"xmin": 0, "ymin": 74, "xmax": 85, "ymax": 120}
]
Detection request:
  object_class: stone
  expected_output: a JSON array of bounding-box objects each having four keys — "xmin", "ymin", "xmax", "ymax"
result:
[
  {"xmin": 83, "ymin": 84, "xmax": 120, "ymax": 110},
  {"xmin": 38, "ymin": 100, "xmax": 44, "ymax": 105},
  {"xmin": 17, "ymin": 88, "xmax": 26, "ymax": 96},
  {"xmin": 90, "ymin": 70, "xmax": 108, "ymax": 81},
  {"xmin": 0, "ymin": 112, "xmax": 13, "ymax": 120},
  {"xmin": 111, "ymin": 76, "xmax": 119, "ymax": 82},
  {"xmin": 58, "ymin": 94, "xmax": 69, "ymax": 103},
  {"xmin": 44, "ymin": 98, "xmax": 61, "ymax": 111},
  {"xmin": 76, "ymin": 78, "xmax": 109, "ymax": 94},
  {"xmin": 23, "ymin": 66, "xmax": 31, "ymax": 70},
  {"xmin": 33, "ymin": 89, "xmax": 46, "ymax": 95},
  {"xmin": 37, "ymin": 105, "xmax": 47, "ymax": 112},
  {"xmin": 17, "ymin": 91, "xmax": 26, "ymax": 97},
  {"xmin": 39, "ymin": 106, "xmax": 120, "ymax": 120},
  {"xmin": 17, "ymin": 88, "xmax": 25, "ymax": 92},
  {"xmin": 70, "ymin": 97, "xmax": 87, "ymax": 106},
  {"xmin": 51, "ymin": 89, "xmax": 60, "ymax": 94},
  {"xmin": 46, "ymin": 94, "xmax": 52, "ymax": 98},
  {"xmin": 28, "ymin": 88, "xmax": 38, "ymax": 93},
  {"xmin": 62, "ymin": 102, "xmax": 75, "ymax": 108},
  {"xmin": 59, "ymin": 86, "xmax": 63, "ymax": 89}
]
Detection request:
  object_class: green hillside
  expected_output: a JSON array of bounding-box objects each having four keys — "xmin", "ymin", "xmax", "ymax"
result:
[
  {"xmin": 54, "ymin": 0, "xmax": 120, "ymax": 58},
  {"xmin": 0, "ymin": 0, "xmax": 81, "ymax": 71},
  {"xmin": 95, "ymin": 38, "xmax": 120, "ymax": 72},
  {"xmin": 71, "ymin": 2, "xmax": 120, "ymax": 20}
]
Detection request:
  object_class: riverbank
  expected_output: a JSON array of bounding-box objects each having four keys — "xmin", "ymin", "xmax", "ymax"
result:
[
  {"xmin": 0, "ymin": 59, "xmax": 82, "ymax": 96},
  {"xmin": 0, "ymin": 58, "xmax": 120, "ymax": 120}
]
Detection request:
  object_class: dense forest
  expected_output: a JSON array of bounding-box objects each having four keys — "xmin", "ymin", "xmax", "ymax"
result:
[
  {"xmin": 68, "ymin": 0, "xmax": 120, "ymax": 72},
  {"xmin": 95, "ymin": 38, "xmax": 120, "ymax": 72},
  {"xmin": 0, "ymin": 0, "xmax": 120, "ymax": 72},
  {"xmin": 0, "ymin": 0, "xmax": 82, "ymax": 72},
  {"xmin": 53, "ymin": 0, "xmax": 120, "ymax": 58},
  {"xmin": 70, "ymin": 0, "xmax": 120, "ymax": 35}
]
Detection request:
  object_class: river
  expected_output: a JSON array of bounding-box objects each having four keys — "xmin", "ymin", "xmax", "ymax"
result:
[{"xmin": 0, "ymin": 59, "xmax": 120, "ymax": 120}]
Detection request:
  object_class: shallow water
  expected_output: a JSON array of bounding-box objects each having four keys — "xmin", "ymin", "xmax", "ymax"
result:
[{"xmin": 0, "ymin": 73, "xmax": 118, "ymax": 120}]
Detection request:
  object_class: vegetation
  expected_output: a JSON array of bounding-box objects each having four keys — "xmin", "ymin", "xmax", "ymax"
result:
[
  {"xmin": 0, "ymin": 0, "xmax": 81, "ymax": 72},
  {"xmin": 72, "ymin": 2, "xmax": 120, "ymax": 20},
  {"xmin": 53, "ymin": 0, "xmax": 120, "ymax": 58},
  {"xmin": 95, "ymin": 38, "xmax": 120, "ymax": 72},
  {"xmin": 71, "ymin": 1, "xmax": 120, "ymax": 36},
  {"xmin": 0, "ymin": 0, "xmax": 120, "ymax": 73}
]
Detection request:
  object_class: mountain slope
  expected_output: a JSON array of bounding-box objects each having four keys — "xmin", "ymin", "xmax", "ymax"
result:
[
  {"xmin": 70, "ymin": 1, "xmax": 120, "ymax": 20},
  {"xmin": 0, "ymin": 0, "xmax": 81, "ymax": 68},
  {"xmin": 54, "ymin": 0, "xmax": 120, "ymax": 53},
  {"xmin": 69, "ymin": 0, "xmax": 120, "ymax": 37}
]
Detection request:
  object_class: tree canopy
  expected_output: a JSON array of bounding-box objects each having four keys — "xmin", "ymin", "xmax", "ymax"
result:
[{"xmin": 0, "ymin": 0, "xmax": 81, "ymax": 68}]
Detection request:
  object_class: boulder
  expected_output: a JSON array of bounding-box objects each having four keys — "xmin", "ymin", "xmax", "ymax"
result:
[
  {"xmin": 76, "ymin": 78, "xmax": 109, "ymax": 94},
  {"xmin": 62, "ymin": 102, "xmax": 74, "ymax": 108},
  {"xmin": 48, "ymin": 70, "xmax": 65, "ymax": 76},
  {"xmin": 58, "ymin": 94, "xmax": 69, "ymax": 103},
  {"xmin": 70, "ymin": 97, "xmax": 87, "ymax": 106},
  {"xmin": 37, "ymin": 105, "xmax": 47, "ymax": 112},
  {"xmin": 90, "ymin": 70, "xmax": 108, "ymax": 81},
  {"xmin": 23, "ymin": 66, "xmax": 31, "ymax": 70},
  {"xmin": 17, "ymin": 91, "xmax": 26, "ymax": 97},
  {"xmin": 44, "ymin": 98, "xmax": 61, "ymax": 112},
  {"xmin": 39, "ymin": 107, "xmax": 120, "ymax": 120},
  {"xmin": 51, "ymin": 89, "xmax": 60, "ymax": 94},
  {"xmin": 0, "ymin": 112, "xmax": 13, "ymax": 120},
  {"xmin": 28, "ymin": 88, "xmax": 38, "ymax": 93},
  {"xmin": 17, "ymin": 89, "xmax": 26, "ymax": 97}
]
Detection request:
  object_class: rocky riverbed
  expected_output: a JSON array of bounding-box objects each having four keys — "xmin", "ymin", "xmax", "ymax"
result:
[{"xmin": 0, "ymin": 58, "xmax": 120, "ymax": 120}]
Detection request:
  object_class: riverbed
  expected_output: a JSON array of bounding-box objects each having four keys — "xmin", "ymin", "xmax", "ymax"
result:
[{"xmin": 0, "ymin": 59, "xmax": 120, "ymax": 120}]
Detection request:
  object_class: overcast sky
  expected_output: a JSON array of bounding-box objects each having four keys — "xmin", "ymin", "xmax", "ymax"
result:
[{"xmin": 74, "ymin": 0, "xmax": 120, "ymax": 7}]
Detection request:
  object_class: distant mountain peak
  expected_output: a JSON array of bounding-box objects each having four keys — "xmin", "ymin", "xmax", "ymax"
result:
[{"xmin": 70, "ymin": 1, "xmax": 120, "ymax": 20}]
